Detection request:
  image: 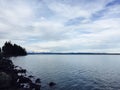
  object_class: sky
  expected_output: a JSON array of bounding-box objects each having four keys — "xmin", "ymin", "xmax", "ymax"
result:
[{"xmin": 0, "ymin": 0, "xmax": 120, "ymax": 52}]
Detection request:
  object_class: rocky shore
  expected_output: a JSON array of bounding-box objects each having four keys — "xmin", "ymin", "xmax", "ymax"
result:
[
  {"xmin": 0, "ymin": 41, "xmax": 56, "ymax": 90},
  {"xmin": 0, "ymin": 56, "xmax": 41, "ymax": 90}
]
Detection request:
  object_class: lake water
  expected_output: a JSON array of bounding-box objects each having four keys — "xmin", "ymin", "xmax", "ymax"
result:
[{"xmin": 11, "ymin": 55, "xmax": 120, "ymax": 90}]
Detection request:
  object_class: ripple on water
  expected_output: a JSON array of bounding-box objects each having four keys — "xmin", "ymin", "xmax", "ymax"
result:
[{"xmin": 12, "ymin": 55, "xmax": 120, "ymax": 90}]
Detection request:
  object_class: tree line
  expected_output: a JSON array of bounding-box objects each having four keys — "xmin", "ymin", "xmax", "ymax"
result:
[{"xmin": 0, "ymin": 41, "xmax": 27, "ymax": 56}]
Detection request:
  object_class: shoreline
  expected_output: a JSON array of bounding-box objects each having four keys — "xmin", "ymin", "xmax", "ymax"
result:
[{"xmin": 0, "ymin": 56, "xmax": 41, "ymax": 90}]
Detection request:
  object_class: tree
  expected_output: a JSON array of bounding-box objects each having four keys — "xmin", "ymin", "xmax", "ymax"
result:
[
  {"xmin": 2, "ymin": 41, "xmax": 27, "ymax": 56},
  {"xmin": 0, "ymin": 47, "xmax": 2, "ymax": 59},
  {"xmin": 0, "ymin": 47, "xmax": 1, "ymax": 53}
]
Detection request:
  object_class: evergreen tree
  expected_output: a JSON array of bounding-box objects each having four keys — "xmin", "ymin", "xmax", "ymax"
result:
[
  {"xmin": 0, "ymin": 47, "xmax": 1, "ymax": 53},
  {"xmin": 0, "ymin": 48, "xmax": 2, "ymax": 60},
  {"xmin": 2, "ymin": 41, "xmax": 27, "ymax": 56}
]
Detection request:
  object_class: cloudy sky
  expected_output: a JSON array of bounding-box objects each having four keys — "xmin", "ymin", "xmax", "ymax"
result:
[{"xmin": 0, "ymin": 0, "xmax": 120, "ymax": 52}]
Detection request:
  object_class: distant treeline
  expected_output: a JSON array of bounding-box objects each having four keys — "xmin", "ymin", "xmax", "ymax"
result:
[{"xmin": 0, "ymin": 41, "xmax": 27, "ymax": 56}]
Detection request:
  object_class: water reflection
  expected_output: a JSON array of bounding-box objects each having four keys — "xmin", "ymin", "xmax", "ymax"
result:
[{"xmin": 12, "ymin": 55, "xmax": 120, "ymax": 90}]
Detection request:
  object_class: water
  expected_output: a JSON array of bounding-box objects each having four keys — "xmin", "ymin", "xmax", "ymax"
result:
[{"xmin": 11, "ymin": 55, "xmax": 120, "ymax": 90}]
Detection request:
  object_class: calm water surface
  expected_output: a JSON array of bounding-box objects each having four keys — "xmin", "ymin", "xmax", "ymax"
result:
[{"xmin": 12, "ymin": 55, "xmax": 120, "ymax": 90}]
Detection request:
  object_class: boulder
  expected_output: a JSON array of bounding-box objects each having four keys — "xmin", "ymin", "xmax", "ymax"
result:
[
  {"xmin": 0, "ymin": 72, "xmax": 12, "ymax": 88},
  {"xmin": 35, "ymin": 78, "xmax": 41, "ymax": 84},
  {"xmin": 18, "ymin": 75, "xmax": 32, "ymax": 83},
  {"xmin": 29, "ymin": 82, "xmax": 41, "ymax": 90},
  {"xmin": 49, "ymin": 82, "xmax": 56, "ymax": 87}
]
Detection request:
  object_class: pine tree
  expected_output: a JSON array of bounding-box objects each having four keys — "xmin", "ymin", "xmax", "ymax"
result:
[{"xmin": 2, "ymin": 41, "xmax": 27, "ymax": 56}]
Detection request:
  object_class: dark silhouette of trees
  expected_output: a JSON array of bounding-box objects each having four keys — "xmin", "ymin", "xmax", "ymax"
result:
[
  {"xmin": 0, "ymin": 47, "xmax": 2, "ymax": 59},
  {"xmin": 0, "ymin": 47, "xmax": 1, "ymax": 53},
  {"xmin": 2, "ymin": 41, "xmax": 27, "ymax": 56}
]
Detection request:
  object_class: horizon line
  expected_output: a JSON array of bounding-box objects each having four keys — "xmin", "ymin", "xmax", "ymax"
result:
[{"xmin": 27, "ymin": 52, "xmax": 120, "ymax": 55}]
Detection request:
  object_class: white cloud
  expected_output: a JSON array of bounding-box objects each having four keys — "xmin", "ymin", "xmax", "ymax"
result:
[
  {"xmin": 0, "ymin": 1, "xmax": 34, "ymax": 26},
  {"xmin": 0, "ymin": 0, "xmax": 120, "ymax": 52},
  {"xmin": 45, "ymin": 0, "xmax": 113, "ymax": 19}
]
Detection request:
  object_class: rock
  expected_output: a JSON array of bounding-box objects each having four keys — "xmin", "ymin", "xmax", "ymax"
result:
[
  {"xmin": 49, "ymin": 82, "xmax": 56, "ymax": 87},
  {"xmin": 29, "ymin": 82, "xmax": 41, "ymax": 90},
  {"xmin": 0, "ymin": 54, "xmax": 2, "ymax": 59},
  {"xmin": 35, "ymin": 78, "xmax": 41, "ymax": 84},
  {"xmin": 18, "ymin": 75, "xmax": 32, "ymax": 83},
  {"xmin": 28, "ymin": 75, "xmax": 34, "ymax": 78},
  {"xmin": 0, "ymin": 59, "xmax": 14, "ymax": 73},
  {"xmin": 0, "ymin": 58, "xmax": 41, "ymax": 90},
  {"xmin": 0, "ymin": 72, "xmax": 12, "ymax": 88},
  {"xmin": 18, "ymin": 69, "xmax": 26, "ymax": 73},
  {"xmin": 35, "ymin": 78, "xmax": 41, "ymax": 90},
  {"xmin": 35, "ymin": 84, "xmax": 41, "ymax": 90},
  {"xmin": 29, "ymin": 82, "xmax": 36, "ymax": 89}
]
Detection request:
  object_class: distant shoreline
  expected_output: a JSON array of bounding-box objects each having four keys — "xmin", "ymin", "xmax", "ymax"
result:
[{"xmin": 27, "ymin": 53, "xmax": 120, "ymax": 55}]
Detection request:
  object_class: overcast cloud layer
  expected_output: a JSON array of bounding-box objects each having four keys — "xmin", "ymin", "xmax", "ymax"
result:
[{"xmin": 0, "ymin": 0, "xmax": 120, "ymax": 52}]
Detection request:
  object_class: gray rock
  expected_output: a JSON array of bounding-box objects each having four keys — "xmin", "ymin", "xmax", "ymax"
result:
[
  {"xmin": 49, "ymin": 82, "xmax": 56, "ymax": 87},
  {"xmin": 0, "ymin": 72, "xmax": 12, "ymax": 88}
]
